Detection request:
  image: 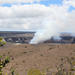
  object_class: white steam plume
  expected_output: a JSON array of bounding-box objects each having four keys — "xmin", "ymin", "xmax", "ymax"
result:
[{"xmin": 30, "ymin": 4, "xmax": 75, "ymax": 44}]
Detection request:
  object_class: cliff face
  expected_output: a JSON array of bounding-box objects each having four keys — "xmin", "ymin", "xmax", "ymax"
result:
[
  {"xmin": 0, "ymin": 31, "xmax": 75, "ymax": 44},
  {"xmin": 0, "ymin": 31, "xmax": 34, "ymax": 43}
]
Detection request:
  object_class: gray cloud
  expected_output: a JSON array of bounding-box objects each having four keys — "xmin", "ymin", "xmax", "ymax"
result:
[
  {"xmin": 0, "ymin": 4, "xmax": 52, "ymax": 30},
  {"xmin": 0, "ymin": 1, "xmax": 75, "ymax": 32}
]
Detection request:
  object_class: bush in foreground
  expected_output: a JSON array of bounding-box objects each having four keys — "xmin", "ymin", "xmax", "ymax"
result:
[{"xmin": 0, "ymin": 37, "xmax": 6, "ymax": 47}]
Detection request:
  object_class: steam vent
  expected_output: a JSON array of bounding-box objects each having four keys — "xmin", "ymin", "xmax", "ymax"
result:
[{"xmin": 0, "ymin": 31, "xmax": 75, "ymax": 44}]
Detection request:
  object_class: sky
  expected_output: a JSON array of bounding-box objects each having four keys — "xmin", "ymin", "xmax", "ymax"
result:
[{"xmin": 0, "ymin": 0, "xmax": 75, "ymax": 31}]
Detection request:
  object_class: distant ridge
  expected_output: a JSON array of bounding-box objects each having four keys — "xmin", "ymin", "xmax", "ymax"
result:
[{"xmin": 0, "ymin": 31, "xmax": 75, "ymax": 44}]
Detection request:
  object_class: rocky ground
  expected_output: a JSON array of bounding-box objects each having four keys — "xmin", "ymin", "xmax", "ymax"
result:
[{"xmin": 0, "ymin": 43, "xmax": 75, "ymax": 75}]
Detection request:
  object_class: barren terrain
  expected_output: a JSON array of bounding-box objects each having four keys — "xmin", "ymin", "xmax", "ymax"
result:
[{"xmin": 0, "ymin": 43, "xmax": 75, "ymax": 75}]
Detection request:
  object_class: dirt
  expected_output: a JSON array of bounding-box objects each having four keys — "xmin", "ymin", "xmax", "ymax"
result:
[{"xmin": 0, "ymin": 43, "xmax": 75, "ymax": 75}]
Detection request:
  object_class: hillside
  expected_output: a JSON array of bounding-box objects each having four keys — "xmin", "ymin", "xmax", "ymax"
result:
[
  {"xmin": 0, "ymin": 43, "xmax": 75, "ymax": 75},
  {"xmin": 0, "ymin": 31, "xmax": 75, "ymax": 44}
]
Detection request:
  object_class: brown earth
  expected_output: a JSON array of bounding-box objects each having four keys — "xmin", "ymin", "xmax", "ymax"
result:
[{"xmin": 0, "ymin": 43, "xmax": 75, "ymax": 75}]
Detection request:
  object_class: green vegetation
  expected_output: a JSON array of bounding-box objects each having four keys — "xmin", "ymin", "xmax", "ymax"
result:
[
  {"xmin": 0, "ymin": 37, "xmax": 6, "ymax": 47},
  {"xmin": 11, "ymin": 68, "xmax": 15, "ymax": 75},
  {"xmin": 4, "ymin": 56, "xmax": 10, "ymax": 64},
  {"xmin": 27, "ymin": 69, "xmax": 42, "ymax": 75},
  {"xmin": 0, "ymin": 56, "xmax": 10, "ymax": 75}
]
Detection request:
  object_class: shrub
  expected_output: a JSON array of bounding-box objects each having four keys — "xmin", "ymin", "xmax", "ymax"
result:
[
  {"xmin": 0, "ymin": 37, "xmax": 6, "ymax": 47},
  {"xmin": 11, "ymin": 68, "xmax": 15, "ymax": 75},
  {"xmin": 27, "ymin": 69, "xmax": 42, "ymax": 75},
  {"xmin": 0, "ymin": 56, "xmax": 10, "ymax": 75},
  {"xmin": 2, "ymin": 56, "xmax": 10, "ymax": 67},
  {"xmin": 4, "ymin": 56, "xmax": 10, "ymax": 63}
]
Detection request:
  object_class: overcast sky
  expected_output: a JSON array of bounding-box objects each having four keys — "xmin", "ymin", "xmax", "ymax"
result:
[{"xmin": 0, "ymin": 0, "xmax": 75, "ymax": 31}]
